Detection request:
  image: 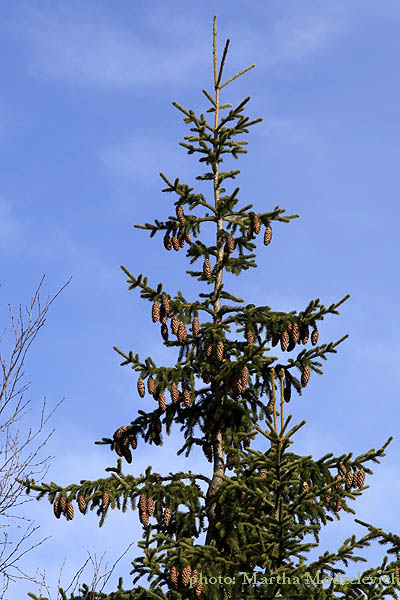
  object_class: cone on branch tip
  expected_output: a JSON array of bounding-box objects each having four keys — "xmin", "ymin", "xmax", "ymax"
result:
[
  {"xmin": 252, "ymin": 214, "xmax": 261, "ymax": 235},
  {"xmin": 301, "ymin": 324, "xmax": 309, "ymax": 344},
  {"xmin": 224, "ymin": 235, "xmax": 235, "ymax": 257},
  {"xmin": 146, "ymin": 497, "xmax": 155, "ymax": 516},
  {"xmin": 66, "ymin": 502, "xmax": 74, "ymax": 520},
  {"xmin": 114, "ymin": 425, "xmax": 128, "ymax": 440},
  {"xmin": 147, "ymin": 377, "xmax": 156, "ymax": 396},
  {"xmin": 203, "ymin": 258, "xmax": 212, "ymax": 280},
  {"xmin": 338, "ymin": 462, "xmax": 347, "ymax": 475},
  {"xmin": 137, "ymin": 378, "xmax": 145, "ymax": 398},
  {"xmin": 203, "ymin": 442, "xmax": 212, "ymax": 462},
  {"xmin": 185, "ymin": 232, "xmax": 192, "ymax": 244},
  {"xmin": 161, "ymin": 323, "xmax": 168, "ymax": 341},
  {"xmin": 284, "ymin": 383, "xmax": 291, "ymax": 403},
  {"xmin": 311, "ymin": 326, "xmax": 319, "ymax": 346},
  {"xmin": 264, "ymin": 225, "xmax": 272, "ymax": 246},
  {"xmin": 163, "ymin": 233, "xmax": 172, "ymax": 251},
  {"xmin": 291, "ymin": 322, "xmax": 300, "ymax": 344},
  {"xmin": 357, "ymin": 469, "xmax": 365, "ymax": 488},
  {"xmin": 205, "ymin": 340, "xmax": 213, "ymax": 356},
  {"xmin": 60, "ymin": 496, "xmax": 67, "ymax": 514},
  {"xmin": 53, "ymin": 498, "xmax": 62, "ymax": 519},
  {"xmin": 177, "ymin": 321, "xmax": 187, "ymax": 342},
  {"xmin": 280, "ymin": 330, "xmax": 289, "ymax": 351},
  {"xmin": 102, "ymin": 491, "xmax": 110, "ymax": 511},
  {"xmin": 77, "ymin": 495, "xmax": 87, "ymax": 515},
  {"xmin": 158, "ymin": 393, "xmax": 167, "ymax": 412},
  {"xmin": 129, "ymin": 433, "xmax": 137, "ymax": 450},
  {"xmin": 336, "ymin": 499, "xmax": 342, "ymax": 512},
  {"xmin": 345, "ymin": 471, "xmax": 354, "ymax": 490},
  {"xmin": 170, "ymin": 383, "xmax": 180, "ymax": 404},
  {"xmin": 152, "ymin": 301, "xmax": 160, "ymax": 323},
  {"xmin": 216, "ymin": 340, "xmax": 224, "ymax": 361},
  {"xmin": 246, "ymin": 329, "xmax": 255, "ymax": 345},
  {"xmin": 181, "ymin": 565, "xmax": 192, "ymax": 586},
  {"xmin": 240, "ymin": 365, "xmax": 249, "ymax": 389},
  {"xmin": 271, "ymin": 332, "xmax": 280, "ymax": 347},
  {"xmin": 192, "ymin": 316, "xmax": 200, "ymax": 335},
  {"xmin": 183, "ymin": 389, "xmax": 191, "ymax": 407},
  {"xmin": 178, "ymin": 234, "xmax": 185, "ymax": 248},
  {"xmin": 170, "ymin": 566, "xmax": 179, "ymax": 587},
  {"xmin": 301, "ymin": 365, "xmax": 311, "ymax": 387},
  {"xmin": 172, "ymin": 236, "xmax": 179, "ymax": 251},
  {"xmin": 325, "ymin": 488, "xmax": 331, "ymax": 503},
  {"xmin": 163, "ymin": 507, "xmax": 172, "ymax": 526},
  {"xmin": 171, "ymin": 314, "xmax": 179, "ymax": 334},
  {"xmin": 176, "ymin": 205, "xmax": 185, "ymax": 224}
]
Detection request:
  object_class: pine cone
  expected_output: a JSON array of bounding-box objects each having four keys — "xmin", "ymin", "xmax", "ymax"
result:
[
  {"xmin": 178, "ymin": 234, "xmax": 185, "ymax": 248},
  {"xmin": 177, "ymin": 321, "xmax": 187, "ymax": 342},
  {"xmin": 300, "ymin": 324, "xmax": 309, "ymax": 344},
  {"xmin": 60, "ymin": 496, "xmax": 67, "ymax": 514},
  {"xmin": 158, "ymin": 393, "xmax": 167, "ymax": 412},
  {"xmin": 102, "ymin": 492, "xmax": 110, "ymax": 511},
  {"xmin": 170, "ymin": 566, "xmax": 179, "ymax": 587},
  {"xmin": 286, "ymin": 320, "xmax": 293, "ymax": 332},
  {"xmin": 252, "ymin": 214, "xmax": 261, "ymax": 235},
  {"xmin": 291, "ymin": 322, "xmax": 300, "ymax": 344},
  {"xmin": 183, "ymin": 389, "xmax": 191, "ymax": 407},
  {"xmin": 170, "ymin": 383, "xmax": 180, "ymax": 404},
  {"xmin": 161, "ymin": 323, "xmax": 169, "ymax": 341},
  {"xmin": 137, "ymin": 378, "xmax": 145, "ymax": 398},
  {"xmin": 147, "ymin": 377, "xmax": 156, "ymax": 396},
  {"xmin": 114, "ymin": 440, "xmax": 122, "ymax": 457},
  {"xmin": 225, "ymin": 235, "xmax": 235, "ymax": 257},
  {"xmin": 171, "ymin": 236, "xmax": 179, "ymax": 251},
  {"xmin": 335, "ymin": 474, "xmax": 342, "ymax": 488},
  {"xmin": 192, "ymin": 316, "xmax": 200, "ymax": 336},
  {"xmin": 325, "ymin": 488, "xmax": 331, "ymax": 503},
  {"xmin": 139, "ymin": 493, "xmax": 147, "ymax": 512},
  {"xmin": 123, "ymin": 447, "xmax": 132, "ymax": 463},
  {"xmin": 114, "ymin": 425, "xmax": 128, "ymax": 440},
  {"xmin": 205, "ymin": 340, "xmax": 213, "ymax": 356},
  {"xmin": 203, "ymin": 258, "xmax": 212, "ymax": 280},
  {"xmin": 171, "ymin": 315, "xmax": 179, "ymax": 335},
  {"xmin": 191, "ymin": 569, "xmax": 199, "ymax": 585},
  {"xmin": 271, "ymin": 332, "xmax": 280, "ymax": 347},
  {"xmin": 260, "ymin": 469, "xmax": 267, "ymax": 479},
  {"xmin": 163, "ymin": 233, "xmax": 172, "ymax": 251},
  {"xmin": 152, "ymin": 301, "xmax": 160, "ymax": 323},
  {"xmin": 181, "ymin": 565, "xmax": 192, "ymax": 587},
  {"xmin": 338, "ymin": 462, "xmax": 347, "ymax": 476},
  {"xmin": 77, "ymin": 495, "xmax": 87, "ymax": 515},
  {"xmin": 280, "ymin": 330, "xmax": 289, "ymax": 351},
  {"xmin": 203, "ymin": 442, "xmax": 213, "ymax": 462},
  {"xmin": 146, "ymin": 497, "xmax": 155, "ymax": 517},
  {"xmin": 246, "ymin": 329, "xmax": 255, "ymax": 345},
  {"xmin": 240, "ymin": 366, "xmax": 249, "ymax": 389},
  {"xmin": 311, "ymin": 327, "xmax": 319, "ymax": 346},
  {"xmin": 301, "ymin": 365, "xmax": 311, "ymax": 388},
  {"xmin": 53, "ymin": 498, "xmax": 62, "ymax": 519},
  {"xmin": 243, "ymin": 436, "xmax": 250, "ymax": 450},
  {"xmin": 66, "ymin": 502, "xmax": 74, "ymax": 520},
  {"xmin": 163, "ymin": 507, "xmax": 172, "ymax": 526},
  {"xmin": 195, "ymin": 583, "xmax": 203, "ymax": 597},
  {"xmin": 185, "ymin": 233, "xmax": 192, "ymax": 244},
  {"xmin": 176, "ymin": 205, "xmax": 185, "ymax": 224},
  {"xmin": 247, "ymin": 225, "xmax": 254, "ymax": 239},
  {"xmin": 286, "ymin": 339, "xmax": 296, "ymax": 352},
  {"xmin": 160, "ymin": 304, "xmax": 167, "ymax": 323},
  {"xmin": 284, "ymin": 383, "xmax": 291, "ymax": 403},
  {"xmin": 216, "ymin": 341, "xmax": 224, "ymax": 361},
  {"xmin": 233, "ymin": 378, "xmax": 243, "ymax": 397},
  {"xmin": 263, "ymin": 225, "xmax": 272, "ymax": 246},
  {"xmin": 335, "ymin": 499, "xmax": 342, "ymax": 512},
  {"xmin": 129, "ymin": 433, "xmax": 137, "ymax": 450},
  {"xmin": 357, "ymin": 469, "xmax": 365, "ymax": 488},
  {"xmin": 139, "ymin": 510, "xmax": 149, "ymax": 527},
  {"xmin": 345, "ymin": 471, "xmax": 354, "ymax": 490}
]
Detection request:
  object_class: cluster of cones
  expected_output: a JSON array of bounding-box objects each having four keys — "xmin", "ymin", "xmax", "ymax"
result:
[
  {"xmin": 271, "ymin": 321, "xmax": 319, "ymax": 353},
  {"xmin": 53, "ymin": 490, "xmax": 110, "ymax": 520},
  {"xmin": 113, "ymin": 425, "xmax": 137, "ymax": 463},
  {"xmin": 170, "ymin": 565, "xmax": 203, "ymax": 597},
  {"xmin": 324, "ymin": 464, "xmax": 366, "ymax": 512},
  {"xmin": 137, "ymin": 376, "xmax": 192, "ymax": 410},
  {"xmin": 151, "ymin": 293, "xmax": 201, "ymax": 346},
  {"xmin": 138, "ymin": 492, "xmax": 155, "ymax": 527},
  {"xmin": 163, "ymin": 206, "xmax": 192, "ymax": 251}
]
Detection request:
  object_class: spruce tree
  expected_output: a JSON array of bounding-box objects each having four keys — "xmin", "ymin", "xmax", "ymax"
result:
[{"xmin": 21, "ymin": 15, "xmax": 400, "ymax": 600}]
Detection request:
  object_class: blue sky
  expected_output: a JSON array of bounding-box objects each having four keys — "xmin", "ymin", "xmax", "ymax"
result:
[{"xmin": 1, "ymin": 1, "xmax": 400, "ymax": 597}]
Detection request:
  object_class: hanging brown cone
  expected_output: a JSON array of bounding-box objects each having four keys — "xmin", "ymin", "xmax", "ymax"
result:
[
  {"xmin": 216, "ymin": 341, "xmax": 224, "ymax": 361},
  {"xmin": 158, "ymin": 393, "xmax": 167, "ymax": 412},
  {"xmin": 60, "ymin": 496, "xmax": 67, "ymax": 514},
  {"xmin": 154, "ymin": 418, "xmax": 162, "ymax": 434},
  {"xmin": 53, "ymin": 498, "xmax": 62, "ymax": 519},
  {"xmin": 260, "ymin": 469, "xmax": 267, "ymax": 479},
  {"xmin": 66, "ymin": 502, "xmax": 74, "ymax": 520},
  {"xmin": 171, "ymin": 315, "xmax": 179, "ymax": 335},
  {"xmin": 163, "ymin": 233, "xmax": 172, "ymax": 251},
  {"xmin": 263, "ymin": 225, "xmax": 272, "ymax": 246},
  {"xmin": 203, "ymin": 442, "xmax": 213, "ymax": 462},
  {"xmin": 171, "ymin": 236, "xmax": 179, "ymax": 251},
  {"xmin": 311, "ymin": 327, "xmax": 319, "ymax": 346},
  {"xmin": 335, "ymin": 499, "xmax": 342, "ymax": 512},
  {"xmin": 139, "ymin": 493, "xmax": 147, "ymax": 513},
  {"xmin": 247, "ymin": 224, "xmax": 254, "ymax": 239},
  {"xmin": 335, "ymin": 474, "xmax": 342, "ymax": 488},
  {"xmin": 233, "ymin": 378, "xmax": 243, "ymax": 397},
  {"xmin": 225, "ymin": 235, "xmax": 235, "ymax": 257},
  {"xmin": 338, "ymin": 462, "xmax": 347, "ymax": 476},
  {"xmin": 286, "ymin": 320, "xmax": 293, "ymax": 332},
  {"xmin": 170, "ymin": 383, "xmax": 180, "ymax": 404},
  {"xmin": 183, "ymin": 389, "xmax": 191, "ymax": 407},
  {"xmin": 203, "ymin": 258, "xmax": 212, "ymax": 280},
  {"xmin": 192, "ymin": 316, "xmax": 200, "ymax": 335},
  {"xmin": 121, "ymin": 433, "xmax": 130, "ymax": 453},
  {"xmin": 161, "ymin": 293, "xmax": 170, "ymax": 315},
  {"xmin": 177, "ymin": 321, "xmax": 187, "ymax": 342},
  {"xmin": 291, "ymin": 322, "xmax": 300, "ymax": 344},
  {"xmin": 146, "ymin": 497, "xmax": 155, "ymax": 517},
  {"xmin": 243, "ymin": 436, "xmax": 250, "ymax": 450},
  {"xmin": 176, "ymin": 205, "xmax": 186, "ymax": 224},
  {"xmin": 280, "ymin": 330, "xmax": 289, "ymax": 351},
  {"xmin": 252, "ymin": 214, "xmax": 261, "ymax": 235},
  {"xmin": 161, "ymin": 323, "xmax": 169, "ymax": 341},
  {"xmin": 178, "ymin": 234, "xmax": 185, "ymax": 248},
  {"xmin": 205, "ymin": 340, "xmax": 213, "ymax": 356},
  {"xmin": 181, "ymin": 565, "xmax": 192, "ymax": 587},
  {"xmin": 345, "ymin": 471, "xmax": 354, "ymax": 490},
  {"xmin": 284, "ymin": 383, "xmax": 291, "ymax": 403},
  {"xmin": 286, "ymin": 339, "xmax": 296, "ymax": 352},
  {"xmin": 195, "ymin": 583, "xmax": 203, "ymax": 598},
  {"xmin": 240, "ymin": 365, "xmax": 249, "ymax": 389},
  {"xmin": 357, "ymin": 469, "xmax": 365, "ymax": 488},
  {"xmin": 325, "ymin": 488, "xmax": 331, "ymax": 503},
  {"xmin": 170, "ymin": 566, "xmax": 179, "ymax": 587},
  {"xmin": 139, "ymin": 510, "xmax": 149, "ymax": 527},
  {"xmin": 114, "ymin": 440, "xmax": 122, "ymax": 457},
  {"xmin": 77, "ymin": 495, "xmax": 87, "ymax": 515},
  {"xmin": 301, "ymin": 365, "xmax": 311, "ymax": 388},
  {"xmin": 147, "ymin": 377, "xmax": 156, "ymax": 396},
  {"xmin": 129, "ymin": 433, "xmax": 137, "ymax": 450},
  {"xmin": 246, "ymin": 329, "xmax": 255, "ymax": 345},
  {"xmin": 300, "ymin": 324, "xmax": 309, "ymax": 344},
  {"xmin": 152, "ymin": 301, "xmax": 160, "ymax": 323},
  {"xmin": 102, "ymin": 492, "xmax": 110, "ymax": 511},
  {"xmin": 185, "ymin": 232, "xmax": 192, "ymax": 244},
  {"xmin": 137, "ymin": 378, "xmax": 145, "ymax": 398},
  {"xmin": 163, "ymin": 507, "xmax": 172, "ymax": 526},
  {"xmin": 271, "ymin": 332, "xmax": 280, "ymax": 347},
  {"xmin": 123, "ymin": 447, "xmax": 132, "ymax": 463},
  {"xmin": 160, "ymin": 304, "xmax": 167, "ymax": 323}
]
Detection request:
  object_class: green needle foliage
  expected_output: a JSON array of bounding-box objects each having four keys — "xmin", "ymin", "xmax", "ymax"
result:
[{"xmin": 20, "ymin": 15, "xmax": 400, "ymax": 600}]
